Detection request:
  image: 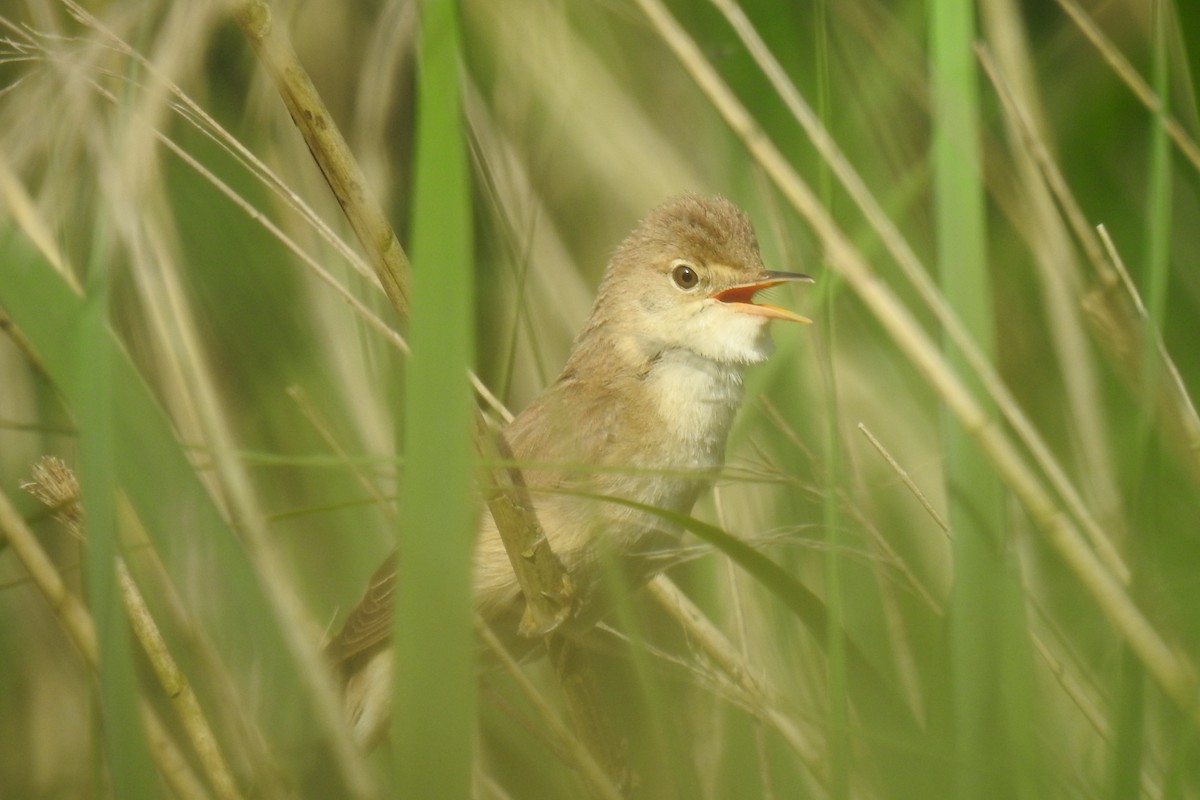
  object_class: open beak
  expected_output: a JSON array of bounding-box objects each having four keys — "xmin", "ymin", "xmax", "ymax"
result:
[{"xmin": 710, "ymin": 270, "xmax": 814, "ymax": 324}]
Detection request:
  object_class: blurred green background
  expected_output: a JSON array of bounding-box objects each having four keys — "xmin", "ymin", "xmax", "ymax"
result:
[{"xmin": 0, "ymin": 0, "xmax": 1198, "ymax": 797}]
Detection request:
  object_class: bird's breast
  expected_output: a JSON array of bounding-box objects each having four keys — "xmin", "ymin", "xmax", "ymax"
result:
[{"xmin": 641, "ymin": 349, "xmax": 744, "ymax": 470}]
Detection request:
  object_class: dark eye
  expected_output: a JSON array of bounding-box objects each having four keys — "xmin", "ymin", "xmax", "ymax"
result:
[{"xmin": 671, "ymin": 263, "xmax": 700, "ymax": 290}]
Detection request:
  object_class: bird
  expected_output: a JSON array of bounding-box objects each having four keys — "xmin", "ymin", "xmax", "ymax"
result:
[{"xmin": 327, "ymin": 194, "xmax": 812, "ymax": 747}]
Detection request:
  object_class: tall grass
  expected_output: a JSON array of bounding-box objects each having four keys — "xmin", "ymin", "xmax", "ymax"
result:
[
  {"xmin": 930, "ymin": 1, "xmax": 1010, "ymax": 796},
  {"xmin": 394, "ymin": 1, "xmax": 475, "ymax": 795},
  {"xmin": 0, "ymin": 0, "xmax": 1198, "ymax": 798}
]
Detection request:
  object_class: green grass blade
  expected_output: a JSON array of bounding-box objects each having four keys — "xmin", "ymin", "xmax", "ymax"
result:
[
  {"xmin": 1115, "ymin": 4, "xmax": 1175, "ymax": 797},
  {"xmin": 811, "ymin": 2, "xmax": 851, "ymax": 796},
  {"xmin": 392, "ymin": 0, "xmax": 477, "ymax": 795},
  {"xmin": 76, "ymin": 230, "xmax": 159, "ymax": 797},
  {"xmin": 930, "ymin": 0, "xmax": 1018, "ymax": 796}
]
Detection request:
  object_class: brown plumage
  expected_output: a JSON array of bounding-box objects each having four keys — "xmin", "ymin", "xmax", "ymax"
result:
[{"xmin": 329, "ymin": 194, "xmax": 811, "ymax": 746}]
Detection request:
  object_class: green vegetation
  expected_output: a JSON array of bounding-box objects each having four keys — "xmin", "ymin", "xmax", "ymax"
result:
[{"xmin": 0, "ymin": 0, "xmax": 1197, "ymax": 797}]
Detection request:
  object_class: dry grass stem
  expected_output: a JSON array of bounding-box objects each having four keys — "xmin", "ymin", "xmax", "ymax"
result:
[
  {"xmin": 0, "ymin": 149, "xmax": 76, "ymax": 292},
  {"xmin": 118, "ymin": 497, "xmax": 291, "ymax": 798},
  {"xmin": 1096, "ymin": 225, "xmax": 1200, "ymax": 479},
  {"xmin": 117, "ymin": 560, "xmax": 241, "ymax": 800},
  {"xmin": 856, "ymin": 423, "xmax": 948, "ymax": 534},
  {"xmin": 140, "ymin": 707, "xmax": 213, "ymax": 800},
  {"xmin": 478, "ymin": 425, "xmax": 628, "ymax": 788},
  {"xmin": 233, "ymin": 0, "xmax": 411, "ymax": 318},
  {"xmin": 978, "ymin": 0, "xmax": 1123, "ymax": 521},
  {"xmin": 646, "ymin": 576, "xmax": 826, "ymax": 786},
  {"xmin": 478, "ymin": 622, "xmax": 624, "ymax": 800},
  {"xmin": 1056, "ymin": 0, "xmax": 1200, "ymax": 172},
  {"xmin": 0, "ymin": 483, "xmax": 98, "ymax": 663}
]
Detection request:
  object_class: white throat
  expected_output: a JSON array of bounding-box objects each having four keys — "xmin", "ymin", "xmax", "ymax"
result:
[{"xmin": 661, "ymin": 301, "xmax": 777, "ymax": 365}]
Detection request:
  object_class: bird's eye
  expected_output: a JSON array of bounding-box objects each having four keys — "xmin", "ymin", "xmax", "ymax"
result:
[{"xmin": 671, "ymin": 262, "xmax": 700, "ymax": 290}]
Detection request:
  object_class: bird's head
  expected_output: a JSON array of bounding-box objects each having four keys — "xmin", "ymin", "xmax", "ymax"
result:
[{"xmin": 588, "ymin": 194, "xmax": 812, "ymax": 366}]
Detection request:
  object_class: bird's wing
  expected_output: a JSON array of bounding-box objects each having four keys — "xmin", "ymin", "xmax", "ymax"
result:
[{"xmin": 327, "ymin": 552, "xmax": 398, "ymax": 673}]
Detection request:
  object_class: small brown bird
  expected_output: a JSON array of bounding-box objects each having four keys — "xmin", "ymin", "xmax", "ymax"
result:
[{"xmin": 329, "ymin": 194, "xmax": 811, "ymax": 746}]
